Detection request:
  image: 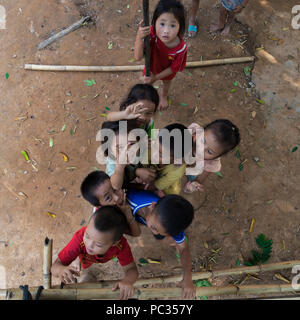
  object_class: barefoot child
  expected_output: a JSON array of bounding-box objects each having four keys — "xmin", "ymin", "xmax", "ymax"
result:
[
  {"xmin": 126, "ymin": 189, "xmax": 196, "ymax": 299},
  {"xmin": 51, "ymin": 206, "xmax": 139, "ymax": 300},
  {"xmin": 210, "ymin": 0, "xmax": 249, "ymax": 35},
  {"xmin": 81, "ymin": 170, "xmax": 141, "ymax": 237},
  {"xmin": 184, "ymin": 119, "xmax": 240, "ymax": 193},
  {"xmin": 134, "ymin": 0, "xmax": 187, "ymax": 110}
]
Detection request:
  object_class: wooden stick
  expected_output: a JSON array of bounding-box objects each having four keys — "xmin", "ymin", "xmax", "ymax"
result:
[
  {"xmin": 37, "ymin": 16, "xmax": 90, "ymax": 50},
  {"xmin": 43, "ymin": 237, "xmax": 53, "ymax": 289},
  {"xmin": 51, "ymin": 259, "xmax": 300, "ymax": 289},
  {"xmin": 143, "ymin": 0, "xmax": 150, "ymax": 76},
  {"xmin": 2, "ymin": 283, "xmax": 299, "ymax": 300},
  {"xmin": 24, "ymin": 56, "xmax": 255, "ymax": 72}
]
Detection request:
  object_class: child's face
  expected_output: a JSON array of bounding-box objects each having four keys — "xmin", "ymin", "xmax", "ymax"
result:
[
  {"xmin": 203, "ymin": 129, "xmax": 224, "ymax": 160},
  {"xmin": 135, "ymin": 100, "xmax": 156, "ymax": 127},
  {"xmin": 155, "ymin": 13, "xmax": 180, "ymax": 45},
  {"xmin": 146, "ymin": 203, "xmax": 168, "ymax": 236},
  {"xmin": 153, "ymin": 141, "xmax": 175, "ymax": 167},
  {"xmin": 83, "ymin": 217, "xmax": 116, "ymax": 256},
  {"xmin": 94, "ymin": 179, "xmax": 124, "ymax": 206}
]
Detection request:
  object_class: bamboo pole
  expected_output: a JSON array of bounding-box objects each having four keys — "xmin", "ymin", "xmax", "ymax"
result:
[
  {"xmin": 2, "ymin": 283, "xmax": 299, "ymax": 300},
  {"xmin": 24, "ymin": 56, "xmax": 255, "ymax": 72},
  {"xmin": 43, "ymin": 237, "xmax": 53, "ymax": 289},
  {"xmin": 51, "ymin": 259, "xmax": 300, "ymax": 289}
]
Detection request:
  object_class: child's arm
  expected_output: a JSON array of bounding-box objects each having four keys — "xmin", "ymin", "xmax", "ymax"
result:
[
  {"xmin": 117, "ymin": 192, "xmax": 141, "ymax": 237},
  {"xmin": 51, "ymin": 257, "xmax": 80, "ymax": 284},
  {"xmin": 176, "ymin": 241, "xmax": 196, "ymax": 299},
  {"xmin": 143, "ymin": 67, "xmax": 174, "ymax": 85},
  {"xmin": 110, "ymin": 163, "xmax": 126, "ymax": 190},
  {"xmin": 106, "ymin": 102, "xmax": 148, "ymax": 121},
  {"xmin": 134, "ymin": 20, "xmax": 151, "ymax": 61},
  {"xmin": 112, "ymin": 262, "xmax": 139, "ymax": 300}
]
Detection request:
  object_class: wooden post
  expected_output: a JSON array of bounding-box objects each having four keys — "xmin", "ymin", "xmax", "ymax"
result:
[
  {"xmin": 143, "ymin": 0, "xmax": 150, "ymax": 76},
  {"xmin": 43, "ymin": 237, "xmax": 53, "ymax": 289}
]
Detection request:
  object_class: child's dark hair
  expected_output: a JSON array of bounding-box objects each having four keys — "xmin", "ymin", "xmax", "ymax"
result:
[
  {"xmin": 152, "ymin": 0, "xmax": 186, "ymax": 36},
  {"xmin": 204, "ymin": 119, "xmax": 240, "ymax": 156},
  {"xmin": 92, "ymin": 206, "xmax": 127, "ymax": 242},
  {"xmin": 155, "ymin": 194, "xmax": 194, "ymax": 236},
  {"xmin": 120, "ymin": 83, "xmax": 159, "ymax": 112},
  {"xmin": 158, "ymin": 123, "xmax": 193, "ymax": 160},
  {"xmin": 80, "ymin": 170, "xmax": 110, "ymax": 207}
]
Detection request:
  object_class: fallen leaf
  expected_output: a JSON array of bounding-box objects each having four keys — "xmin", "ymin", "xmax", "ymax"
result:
[
  {"xmin": 233, "ymin": 81, "xmax": 239, "ymax": 87},
  {"xmin": 5, "ymin": 73, "xmax": 9, "ymax": 79},
  {"xmin": 203, "ymin": 240, "xmax": 209, "ymax": 249},
  {"xmin": 274, "ymin": 273, "xmax": 290, "ymax": 284},
  {"xmin": 107, "ymin": 41, "xmax": 113, "ymax": 50},
  {"xmin": 230, "ymin": 88, "xmax": 236, "ymax": 93},
  {"xmin": 193, "ymin": 106, "xmax": 198, "ymax": 114},
  {"xmin": 49, "ymin": 137, "xmax": 54, "ymax": 148},
  {"xmin": 180, "ymin": 102, "xmax": 188, "ymax": 106},
  {"xmin": 147, "ymin": 258, "xmax": 161, "ymax": 264},
  {"xmin": 60, "ymin": 152, "xmax": 69, "ymax": 162},
  {"xmin": 251, "ymin": 111, "xmax": 256, "ymax": 119},
  {"xmin": 215, "ymin": 171, "xmax": 224, "ymax": 178},
  {"xmin": 18, "ymin": 192, "xmax": 28, "ymax": 198},
  {"xmin": 100, "ymin": 113, "xmax": 108, "ymax": 117},
  {"xmin": 291, "ymin": 146, "xmax": 298, "ymax": 153},
  {"xmin": 21, "ymin": 150, "xmax": 30, "ymax": 162},
  {"xmin": 46, "ymin": 211, "xmax": 56, "ymax": 218},
  {"xmin": 128, "ymin": 58, "xmax": 135, "ymax": 63},
  {"xmin": 249, "ymin": 218, "xmax": 255, "ymax": 233},
  {"xmin": 66, "ymin": 167, "xmax": 77, "ymax": 171},
  {"xmin": 61, "ymin": 124, "xmax": 66, "ymax": 132}
]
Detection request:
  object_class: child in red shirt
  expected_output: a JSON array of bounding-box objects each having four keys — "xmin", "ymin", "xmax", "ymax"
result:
[
  {"xmin": 51, "ymin": 206, "xmax": 139, "ymax": 300},
  {"xmin": 134, "ymin": 0, "xmax": 187, "ymax": 111}
]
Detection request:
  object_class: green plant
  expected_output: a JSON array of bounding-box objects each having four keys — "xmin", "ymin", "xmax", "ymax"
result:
[{"xmin": 244, "ymin": 234, "xmax": 272, "ymax": 266}]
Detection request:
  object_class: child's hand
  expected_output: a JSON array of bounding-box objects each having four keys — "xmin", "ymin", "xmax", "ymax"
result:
[
  {"xmin": 58, "ymin": 265, "xmax": 80, "ymax": 284},
  {"xmin": 112, "ymin": 280, "xmax": 135, "ymax": 300},
  {"xmin": 135, "ymin": 167, "xmax": 157, "ymax": 184},
  {"xmin": 179, "ymin": 278, "xmax": 196, "ymax": 300},
  {"xmin": 184, "ymin": 181, "xmax": 204, "ymax": 193},
  {"xmin": 142, "ymin": 73, "xmax": 156, "ymax": 85},
  {"xmin": 137, "ymin": 20, "xmax": 151, "ymax": 40},
  {"xmin": 124, "ymin": 102, "xmax": 149, "ymax": 120}
]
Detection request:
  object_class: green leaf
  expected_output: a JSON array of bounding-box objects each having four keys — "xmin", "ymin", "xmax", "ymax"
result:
[
  {"xmin": 233, "ymin": 81, "xmax": 239, "ymax": 87},
  {"xmin": 235, "ymin": 258, "xmax": 241, "ymax": 266},
  {"xmin": 215, "ymin": 171, "xmax": 224, "ymax": 178},
  {"xmin": 256, "ymin": 99, "xmax": 265, "ymax": 104},
  {"xmin": 5, "ymin": 72, "xmax": 9, "ymax": 79},
  {"xmin": 180, "ymin": 102, "xmax": 188, "ymax": 106},
  {"xmin": 244, "ymin": 66, "xmax": 251, "ymax": 76},
  {"xmin": 195, "ymin": 279, "xmax": 211, "ymax": 287},
  {"xmin": 84, "ymin": 79, "xmax": 96, "ymax": 86},
  {"xmin": 235, "ymin": 149, "xmax": 241, "ymax": 159},
  {"xmin": 49, "ymin": 137, "xmax": 54, "ymax": 148},
  {"xmin": 139, "ymin": 258, "xmax": 148, "ymax": 265},
  {"xmin": 239, "ymin": 163, "xmax": 244, "ymax": 171},
  {"xmin": 230, "ymin": 88, "xmax": 236, "ymax": 93},
  {"xmin": 70, "ymin": 127, "xmax": 75, "ymax": 136},
  {"xmin": 291, "ymin": 146, "xmax": 298, "ymax": 153},
  {"xmin": 61, "ymin": 124, "xmax": 66, "ymax": 132}
]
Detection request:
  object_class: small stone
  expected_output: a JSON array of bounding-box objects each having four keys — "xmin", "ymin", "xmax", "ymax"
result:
[{"xmin": 253, "ymin": 157, "xmax": 260, "ymax": 162}]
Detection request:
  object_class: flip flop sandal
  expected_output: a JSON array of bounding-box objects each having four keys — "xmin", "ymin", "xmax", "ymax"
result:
[{"xmin": 188, "ymin": 20, "xmax": 198, "ymax": 38}]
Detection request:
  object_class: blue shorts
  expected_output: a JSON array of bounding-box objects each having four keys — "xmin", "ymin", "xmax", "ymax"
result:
[
  {"xmin": 222, "ymin": 0, "xmax": 243, "ymax": 11},
  {"xmin": 187, "ymin": 175, "xmax": 197, "ymax": 182}
]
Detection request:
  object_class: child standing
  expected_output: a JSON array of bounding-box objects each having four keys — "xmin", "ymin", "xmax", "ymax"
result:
[
  {"xmin": 51, "ymin": 206, "xmax": 139, "ymax": 300},
  {"xmin": 210, "ymin": 0, "xmax": 250, "ymax": 35},
  {"xmin": 134, "ymin": 0, "xmax": 187, "ymax": 111},
  {"xmin": 184, "ymin": 119, "xmax": 240, "ymax": 193}
]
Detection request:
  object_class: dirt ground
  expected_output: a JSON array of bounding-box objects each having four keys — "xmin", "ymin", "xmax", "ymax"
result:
[{"xmin": 0, "ymin": 0, "xmax": 299, "ymax": 300}]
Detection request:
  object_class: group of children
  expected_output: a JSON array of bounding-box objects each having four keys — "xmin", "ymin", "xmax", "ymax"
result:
[{"xmin": 51, "ymin": 0, "xmax": 243, "ymax": 300}]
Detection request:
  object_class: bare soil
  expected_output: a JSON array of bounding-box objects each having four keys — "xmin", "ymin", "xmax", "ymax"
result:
[{"xmin": 0, "ymin": 0, "xmax": 299, "ymax": 299}]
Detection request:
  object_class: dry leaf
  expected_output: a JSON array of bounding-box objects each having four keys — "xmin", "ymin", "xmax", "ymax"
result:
[
  {"xmin": 274, "ymin": 273, "xmax": 290, "ymax": 284},
  {"xmin": 60, "ymin": 152, "xmax": 69, "ymax": 162},
  {"xmin": 249, "ymin": 218, "xmax": 255, "ymax": 233},
  {"xmin": 251, "ymin": 111, "xmax": 256, "ymax": 119}
]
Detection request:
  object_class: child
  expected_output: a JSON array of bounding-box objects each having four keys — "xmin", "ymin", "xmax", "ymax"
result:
[
  {"xmin": 210, "ymin": 0, "xmax": 249, "ymax": 35},
  {"xmin": 184, "ymin": 119, "xmax": 240, "ymax": 193},
  {"xmin": 146, "ymin": 123, "xmax": 193, "ymax": 196},
  {"xmin": 134, "ymin": 0, "xmax": 187, "ymax": 110},
  {"xmin": 51, "ymin": 206, "xmax": 139, "ymax": 300},
  {"xmin": 126, "ymin": 188, "xmax": 195, "ymax": 299},
  {"xmin": 99, "ymin": 120, "xmax": 157, "ymax": 190},
  {"xmin": 80, "ymin": 170, "xmax": 141, "ymax": 237},
  {"xmin": 106, "ymin": 83, "xmax": 159, "ymax": 139}
]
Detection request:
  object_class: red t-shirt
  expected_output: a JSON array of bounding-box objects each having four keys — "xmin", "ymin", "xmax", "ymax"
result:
[
  {"xmin": 143, "ymin": 25, "xmax": 187, "ymax": 80},
  {"xmin": 58, "ymin": 226, "xmax": 134, "ymax": 269}
]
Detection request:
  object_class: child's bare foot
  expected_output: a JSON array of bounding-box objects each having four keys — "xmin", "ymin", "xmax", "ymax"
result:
[
  {"xmin": 221, "ymin": 23, "xmax": 231, "ymax": 35},
  {"xmin": 158, "ymin": 95, "xmax": 169, "ymax": 111},
  {"xmin": 210, "ymin": 22, "xmax": 224, "ymax": 33}
]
